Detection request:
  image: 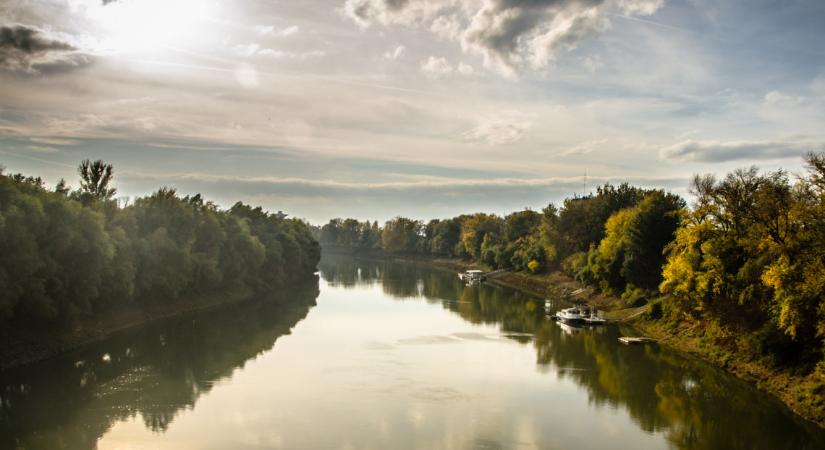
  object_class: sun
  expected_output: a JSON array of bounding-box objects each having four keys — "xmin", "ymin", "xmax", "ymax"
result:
[{"xmin": 77, "ymin": 0, "xmax": 219, "ymax": 53}]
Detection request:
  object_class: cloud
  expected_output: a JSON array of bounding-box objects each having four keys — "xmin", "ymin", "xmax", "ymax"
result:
[
  {"xmin": 659, "ymin": 138, "xmax": 823, "ymax": 162},
  {"xmin": 764, "ymin": 90, "xmax": 805, "ymax": 107},
  {"xmin": 561, "ymin": 138, "xmax": 609, "ymax": 156},
  {"xmin": 117, "ymin": 169, "xmax": 689, "ymax": 223},
  {"xmin": 253, "ymin": 25, "xmax": 300, "ymax": 37},
  {"xmin": 122, "ymin": 170, "xmax": 683, "ymax": 192},
  {"xmin": 420, "ymin": 55, "xmax": 453, "ymax": 78},
  {"xmin": 457, "ymin": 62, "xmax": 474, "ymax": 76},
  {"xmin": 343, "ymin": 0, "xmax": 419, "ymax": 28},
  {"xmin": 0, "ymin": 24, "xmax": 89, "ymax": 74},
  {"xmin": 463, "ymin": 115, "xmax": 532, "ymax": 145},
  {"xmin": 420, "ymin": 56, "xmax": 475, "ymax": 78},
  {"xmin": 234, "ymin": 42, "xmax": 262, "ymax": 57},
  {"xmin": 278, "ymin": 25, "xmax": 300, "ymax": 37},
  {"xmin": 26, "ymin": 145, "xmax": 60, "ymax": 154},
  {"xmin": 234, "ymin": 43, "xmax": 326, "ymax": 59},
  {"xmin": 29, "ymin": 137, "xmax": 80, "ymax": 146},
  {"xmin": 582, "ymin": 54, "xmax": 603, "ymax": 73},
  {"xmin": 343, "ymin": 0, "xmax": 665, "ymax": 76},
  {"xmin": 384, "ymin": 44, "xmax": 405, "ymax": 59},
  {"xmin": 258, "ymin": 49, "xmax": 326, "ymax": 59}
]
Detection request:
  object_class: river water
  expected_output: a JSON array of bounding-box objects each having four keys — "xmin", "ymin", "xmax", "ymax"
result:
[{"xmin": 2, "ymin": 256, "xmax": 824, "ymax": 450}]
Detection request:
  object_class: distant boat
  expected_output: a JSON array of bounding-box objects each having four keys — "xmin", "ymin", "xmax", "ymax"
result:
[
  {"xmin": 557, "ymin": 307, "xmax": 584, "ymax": 324},
  {"xmin": 553, "ymin": 306, "xmax": 606, "ymax": 325},
  {"xmin": 458, "ymin": 270, "xmax": 486, "ymax": 283},
  {"xmin": 618, "ymin": 337, "xmax": 657, "ymax": 345},
  {"xmin": 583, "ymin": 314, "xmax": 606, "ymax": 325}
]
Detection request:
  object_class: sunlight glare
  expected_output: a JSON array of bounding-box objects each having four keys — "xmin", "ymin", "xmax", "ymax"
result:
[{"xmin": 78, "ymin": 0, "xmax": 218, "ymax": 53}]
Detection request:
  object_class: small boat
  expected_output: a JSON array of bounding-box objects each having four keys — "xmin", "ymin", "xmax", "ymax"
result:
[
  {"xmin": 458, "ymin": 270, "xmax": 486, "ymax": 283},
  {"xmin": 618, "ymin": 337, "xmax": 657, "ymax": 345},
  {"xmin": 556, "ymin": 307, "xmax": 584, "ymax": 324},
  {"xmin": 580, "ymin": 307, "xmax": 606, "ymax": 324},
  {"xmin": 583, "ymin": 315, "xmax": 606, "ymax": 325}
]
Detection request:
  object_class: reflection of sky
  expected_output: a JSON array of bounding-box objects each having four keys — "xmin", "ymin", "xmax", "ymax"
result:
[{"xmin": 98, "ymin": 278, "xmax": 664, "ymax": 450}]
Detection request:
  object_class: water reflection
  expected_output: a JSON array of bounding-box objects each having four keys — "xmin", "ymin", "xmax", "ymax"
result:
[
  {"xmin": 319, "ymin": 256, "xmax": 825, "ymax": 450},
  {"xmin": 0, "ymin": 282, "xmax": 319, "ymax": 450},
  {"xmin": 3, "ymin": 257, "xmax": 825, "ymax": 450}
]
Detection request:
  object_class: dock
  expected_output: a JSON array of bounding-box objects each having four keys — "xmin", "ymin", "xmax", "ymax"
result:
[{"xmin": 618, "ymin": 337, "xmax": 657, "ymax": 345}]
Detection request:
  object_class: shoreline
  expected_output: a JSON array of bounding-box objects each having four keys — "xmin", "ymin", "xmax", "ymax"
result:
[
  {"xmin": 346, "ymin": 252, "xmax": 825, "ymax": 428},
  {"xmin": 0, "ymin": 280, "xmax": 317, "ymax": 371}
]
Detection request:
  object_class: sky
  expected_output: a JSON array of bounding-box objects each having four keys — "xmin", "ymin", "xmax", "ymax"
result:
[{"xmin": 1, "ymin": 0, "xmax": 824, "ymax": 224}]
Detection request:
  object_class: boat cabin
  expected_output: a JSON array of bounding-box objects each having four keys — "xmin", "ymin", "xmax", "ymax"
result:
[{"xmin": 459, "ymin": 270, "xmax": 486, "ymax": 282}]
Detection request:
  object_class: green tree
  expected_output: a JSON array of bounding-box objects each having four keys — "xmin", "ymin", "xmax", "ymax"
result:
[{"xmin": 77, "ymin": 159, "xmax": 116, "ymax": 201}]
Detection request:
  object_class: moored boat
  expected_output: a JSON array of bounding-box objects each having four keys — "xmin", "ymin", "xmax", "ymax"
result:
[
  {"xmin": 557, "ymin": 307, "xmax": 584, "ymax": 324},
  {"xmin": 458, "ymin": 270, "xmax": 486, "ymax": 283},
  {"xmin": 618, "ymin": 337, "xmax": 657, "ymax": 345}
]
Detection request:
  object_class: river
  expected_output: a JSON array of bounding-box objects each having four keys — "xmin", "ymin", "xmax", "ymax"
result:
[{"xmin": 1, "ymin": 256, "xmax": 824, "ymax": 449}]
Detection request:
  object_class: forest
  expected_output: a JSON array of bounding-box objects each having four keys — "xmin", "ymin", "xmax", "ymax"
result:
[
  {"xmin": 0, "ymin": 160, "xmax": 320, "ymax": 329},
  {"xmin": 316, "ymin": 153, "xmax": 825, "ymax": 370}
]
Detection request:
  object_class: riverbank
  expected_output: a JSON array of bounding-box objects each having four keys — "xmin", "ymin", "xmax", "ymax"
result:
[
  {"xmin": 369, "ymin": 253, "xmax": 825, "ymax": 428},
  {"xmin": 494, "ymin": 269, "xmax": 825, "ymax": 428},
  {"xmin": 0, "ymin": 282, "xmax": 317, "ymax": 370}
]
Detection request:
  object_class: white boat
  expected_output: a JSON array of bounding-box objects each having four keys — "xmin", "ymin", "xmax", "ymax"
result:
[
  {"xmin": 581, "ymin": 308, "xmax": 606, "ymax": 324},
  {"xmin": 556, "ymin": 307, "xmax": 584, "ymax": 324},
  {"xmin": 458, "ymin": 270, "xmax": 486, "ymax": 283},
  {"xmin": 554, "ymin": 306, "xmax": 607, "ymax": 325},
  {"xmin": 583, "ymin": 315, "xmax": 606, "ymax": 325},
  {"xmin": 619, "ymin": 337, "xmax": 656, "ymax": 345}
]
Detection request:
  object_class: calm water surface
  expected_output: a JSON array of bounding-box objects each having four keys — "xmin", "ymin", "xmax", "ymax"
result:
[{"xmin": 2, "ymin": 256, "xmax": 824, "ymax": 450}]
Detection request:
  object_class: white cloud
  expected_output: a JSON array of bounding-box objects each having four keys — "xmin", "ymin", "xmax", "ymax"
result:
[
  {"xmin": 235, "ymin": 43, "xmax": 326, "ymax": 59},
  {"xmin": 234, "ymin": 63, "xmax": 259, "ymax": 88},
  {"xmin": 234, "ymin": 43, "xmax": 261, "ymax": 57},
  {"xmin": 258, "ymin": 49, "xmax": 327, "ymax": 59},
  {"xmin": 344, "ymin": 0, "xmax": 666, "ymax": 76},
  {"xmin": 561, "ymin": 138, "xmax": 609, "ymax": 156},
  {"xmin": 457, "ymin": 63, "xmax": 474, "ymax": 76},
  {"xmin": 278, "ymin": 25, "xmax": 300, "ymax": 37},
  {"xmin": 420, "ymin": 56, "xmax": 475, "ymax": 78},
  {"xmin": 254, "ymin": 25, "xmax": 275, "ymax": 36},
  {"xmin": 430, "ymin": 14, "xmax": 462, "ymax": 40},
  {"xmin": 764, "ymin": 90, "xmax": 805, "ymax": 107},
  {"xmin": 463, "ymin": 115, "xmax": 532, "ymax": 145},
  {"xmin": 27, "ymin": 145, "xmax": 60, "ymax": 154},
  {"xmin": 420, "ymin": 56, "xmax": 453, "ymax": 78},
  {"xmin": 384, "ymin": 44, "xmax": 405, "ymax": 59},
  {"xmin": 659, "ymin": 138, "xmax": 823, "ymax": 162},
  {"xmin": 29, "ymin": 137, "xmax": 80, "ymax": 146},
  {"xmin": 255, "ymin": 25, "xmax": 300, "ymax": 37},
  {"xmin": 582, "ymin": 55, "xmax": 604, "ymax": 73}
]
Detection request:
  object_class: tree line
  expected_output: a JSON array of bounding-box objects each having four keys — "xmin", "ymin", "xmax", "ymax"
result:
[
  {"xmin": 0, "ymin": 160, "xmax": 320, "ymax": 328},
  {"xmin": 316, "ymin": 153, "xmax": 825, "ymax": 368},
  {"xmin": 315, "ymin": 183, "xmax": 684, "ymax": 295}
]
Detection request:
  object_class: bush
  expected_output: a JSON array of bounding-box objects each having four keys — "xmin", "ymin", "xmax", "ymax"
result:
[
  {"xmin": 646, "ymin": 300, "xmax": 663, "ymax": 320},
  {"xmin": 562, "ymin": 252, "xmax": 588, "ymax": 278}
]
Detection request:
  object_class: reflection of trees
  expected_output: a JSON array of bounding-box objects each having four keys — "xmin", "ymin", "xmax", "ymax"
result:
[
  {"xmin": 533, "ymin": 323, "xmax": 825, "ymax": 449},
  {"xmin": 0, "ymin": 281, "xmax": 319, "ymax": 450},
  {"xmin": 321, "ymin": 256, "xmax": 825, "ymax": 450},
  {"xmin": 320, "ymin": 256, "xmax": 545, "ymax": 337}
]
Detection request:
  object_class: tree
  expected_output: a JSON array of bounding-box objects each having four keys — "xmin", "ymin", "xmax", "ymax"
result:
[
  {"xmin": 78, "ymin": 159, "xmax": 116, "ymax": 201},
  {"xmin": 381, "ymin": 217, "xmax": 423, "ymax": 253}
]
